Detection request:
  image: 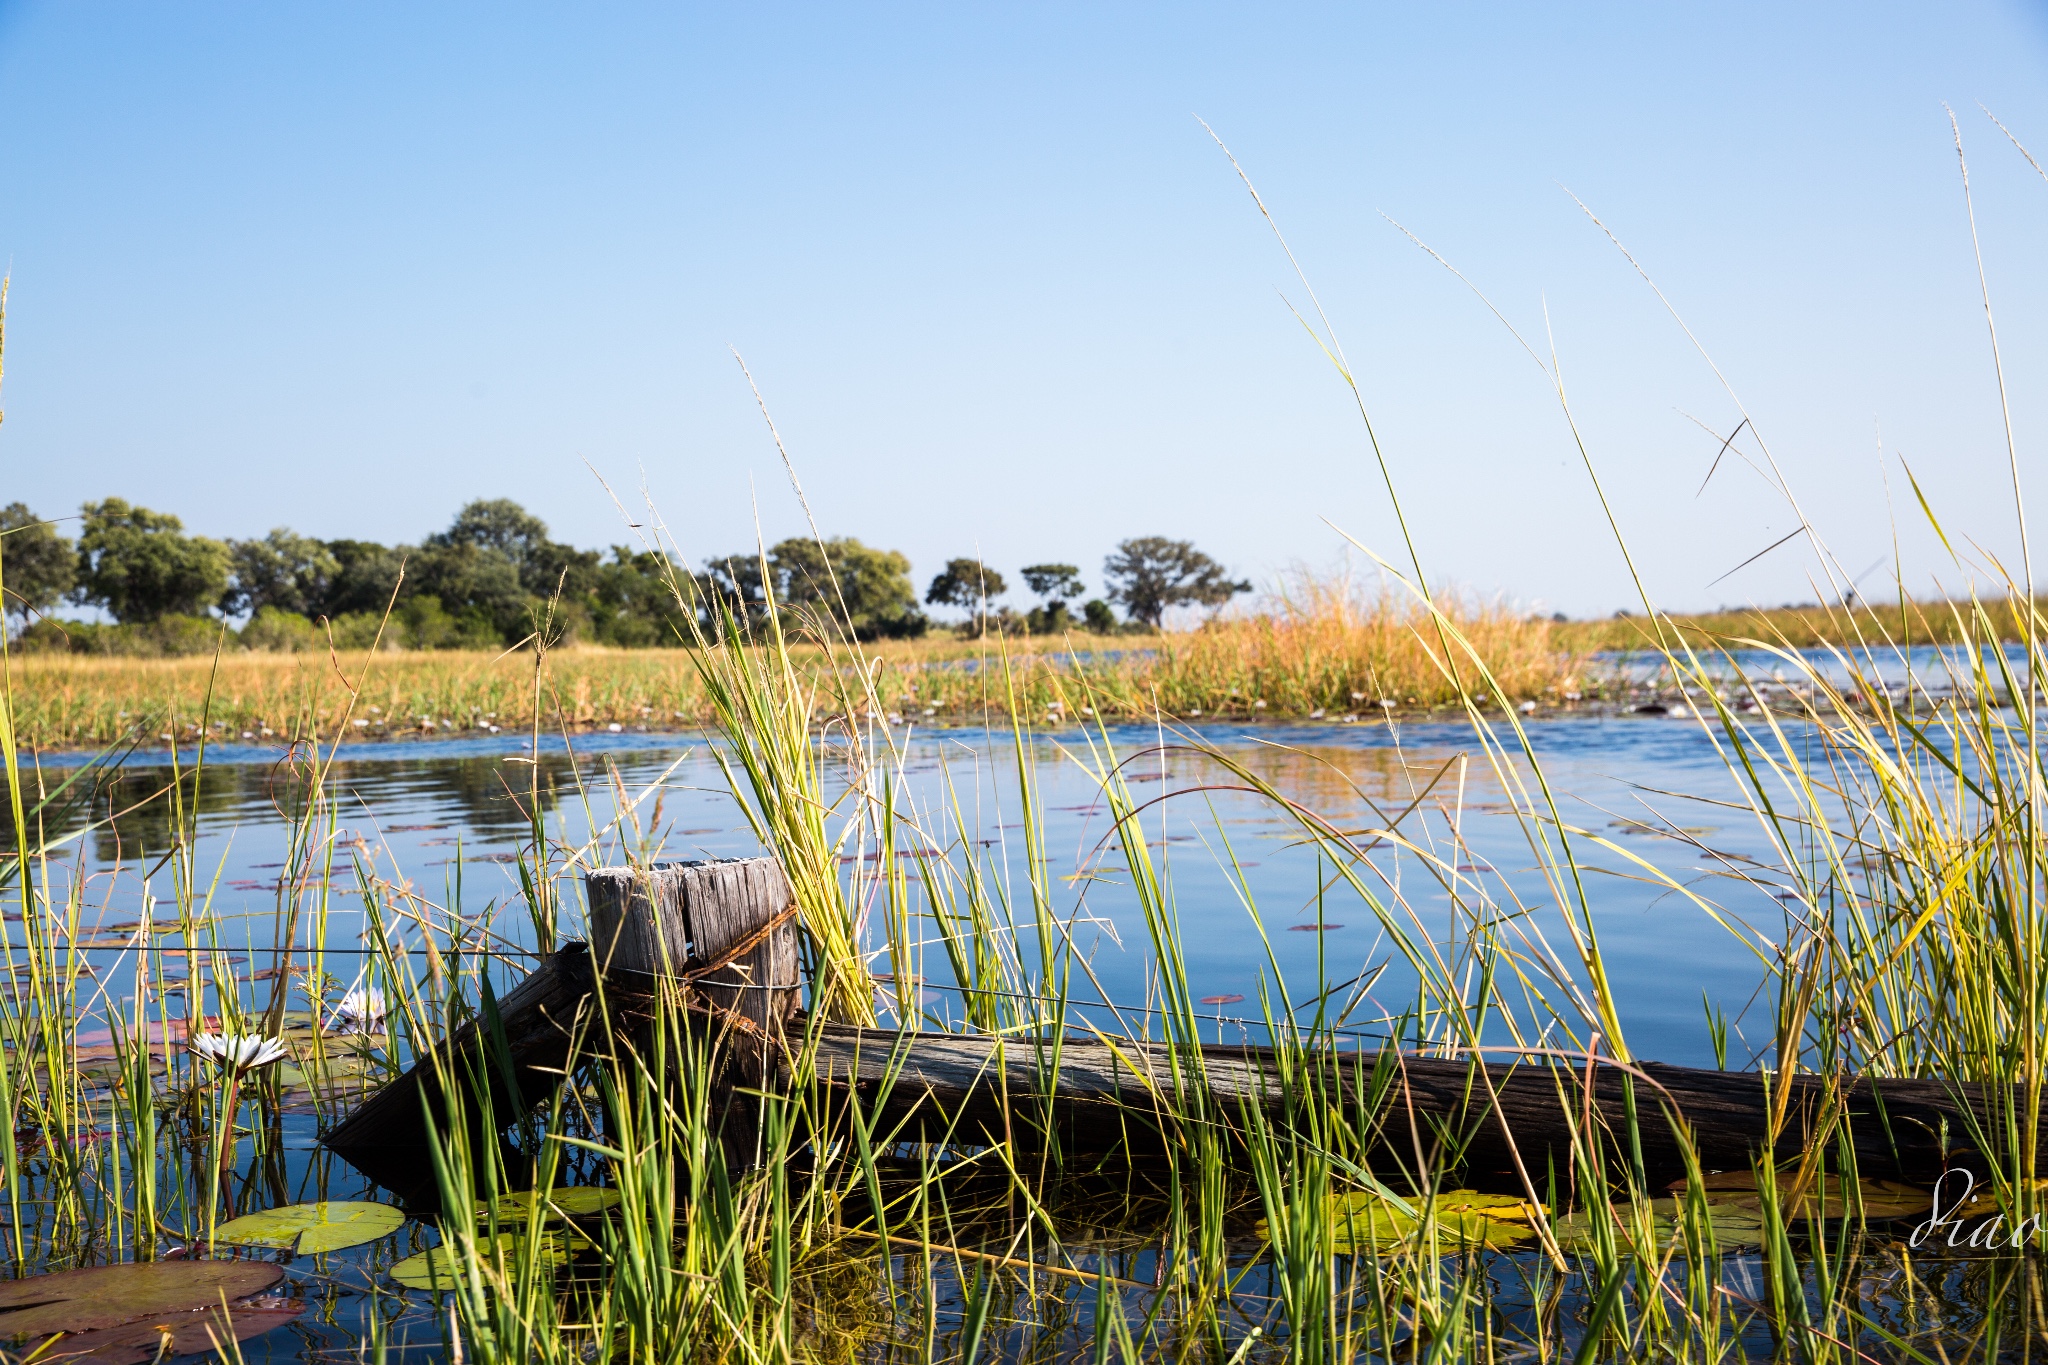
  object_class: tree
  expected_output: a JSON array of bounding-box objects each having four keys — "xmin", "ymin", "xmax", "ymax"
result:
[
  {"xmin": 587, "ymin": 546, "xmax": 689, "ymax": 646},
  {"xmin": 428, "ymin": 498, "xmax": 550, "ymax": 572},
  {"xmin": 926, "ymin": 559, "xmax": 1008, "ymax": 610},
  {"xmin": 698, "ymin": 551, "xmax": 771, "ymax": 630},
  {"xmin": 224, "ymin": 528, "xmax": 340, "ymax": 617},
  {"xmin": 0, "ymin": 504, "xmax": 75, "ymax": 623},
  {"xmin": 523, "ymin": 539, "xmax": 602, "ymax": 599},
  {"xmin": 773, "ymin": 537, "xmax": 926, "ymax": 640},
  {"xmin": 1018, "ymin": 563, "xmax": 1084, "ymax": 634},
  {"xmin": 409, "ymin": 540, "xmax": 529, "ymax": 641},
  {"xmin": 705, "ymin": 538, "xmax": 926, "ymax": 640},
  {"xmin": 316, "ymin": 540, "xmax": 406, "ymax": 619},
  {"xmin": 1101, "ymin": 537, "xmax": 1250, "ymax": 628},
  {"xmin": 74, "ymin": 498, "xmax": 232, "ymax": 623},
  {"xmin": 1020, "ymin": 563, "xmax": 1084, "ymax": 604},
  {"xmin": 1082, "ymin": 598, "xmax": 1117, "ymax": 633}
]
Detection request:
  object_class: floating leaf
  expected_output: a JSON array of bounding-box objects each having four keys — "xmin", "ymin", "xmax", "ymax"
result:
[
  {"xmin": 1553, "ymin": 1197, "xmax": 1765, "ymax": 1252},
  {"xmin": 26, "ymin": 1301, "xmax": 302, "ymax": 1364},
  {"xmin": 1676, "ymin": 1172, "xmax": 1933, "ymax": 1222},
  {"xmin": 1256, "ymin": 1188, "xmax": 1539, "ymax": 1252},
  {"xmin": 389, "ymin": 1230, "xmax": 591, "ymax": 1292},
  {"xmin": 479, "ymin": 1188, "xmax": 622, "ymax": 1222},
  {"xmin": 215, "ymin": 1201, "xmax": 404, "ymax": 1254},
  {"xmin": 0, "ymin": 1261, "xmax": 283, "ymax": 1337},
  {"xmin": 1432, "ymin": 1191, "xmax": 1546, "ymax": 1223}
]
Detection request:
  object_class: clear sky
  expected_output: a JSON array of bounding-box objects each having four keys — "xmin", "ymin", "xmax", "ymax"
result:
[{"xmin": 3, "ymin": 2, "xmax": 2047, "ymax": 616}]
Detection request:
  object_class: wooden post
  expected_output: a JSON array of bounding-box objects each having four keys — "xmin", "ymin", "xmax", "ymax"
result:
[{"xmin": 584, "ymin": 857, "xmax": 801, "ymax": 1078}]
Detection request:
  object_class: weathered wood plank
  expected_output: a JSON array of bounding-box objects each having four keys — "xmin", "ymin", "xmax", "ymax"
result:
[
  {"xmin": 803, "ymin": 1023, "xmax": 2002, "ymax": 1185},
  {"xmin": 586, "ymin": 858, "xmax": 799, "ymax": 1035},
  {"xmin": 324, "ymin": 839, "xmax": 2020, "ymax": 1201}
]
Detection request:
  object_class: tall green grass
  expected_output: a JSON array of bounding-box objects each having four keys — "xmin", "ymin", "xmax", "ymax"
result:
[{"xmin": 9, "ymin": 130, "xmax": 2048, "ymax": 1364}]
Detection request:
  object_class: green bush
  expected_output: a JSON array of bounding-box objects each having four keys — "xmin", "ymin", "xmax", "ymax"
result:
[
  {"xmin": 15, "ymin": 614, "xmax": 226, "ymax": 656},
  {"xmin": 240, "ymin": 607, "xmax": 319, "ymax": 653}
]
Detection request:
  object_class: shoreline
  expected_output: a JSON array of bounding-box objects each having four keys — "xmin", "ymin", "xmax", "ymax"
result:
[{"xmin": 26, "ymin": 697, "xmax": 1824, "ymax": 765}]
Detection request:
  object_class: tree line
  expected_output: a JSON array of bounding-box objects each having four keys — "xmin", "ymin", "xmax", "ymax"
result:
[{"xmin": 0, "ymin": 499, "xmax": 1250, "ymax": 653}]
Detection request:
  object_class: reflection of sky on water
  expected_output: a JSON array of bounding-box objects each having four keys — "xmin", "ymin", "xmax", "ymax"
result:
[{"xmin": 34, "ymin": 714, "xmax": 1813, "ymax": 1069}]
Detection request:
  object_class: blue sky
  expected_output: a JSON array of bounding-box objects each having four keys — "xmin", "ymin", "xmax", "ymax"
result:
[{"xmin": 3, "ymin": 2, "xmax": 2047, "ymax": 615}]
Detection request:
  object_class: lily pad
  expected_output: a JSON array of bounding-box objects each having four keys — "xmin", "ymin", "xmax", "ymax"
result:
[
  {"xmin": 0, "ymin": 1261, "xmax": 284, "ymax": 1338},
  {"xmin": 389, "ymin": 1230, "xmax": 590, "ymax": 1292},
  {"xmin": 215, "ymin": 1201, "xmax": 404, "ymax": 1254},
  {"xmin": 1676, "ymin": 1171, "xmax": 1932, "ymax": 1222},
  {"xmin": 1553, "ymin": 1197, "xmax": 1766, "ymax": 1252},
  {"xmin": 24, "ymin": 1300, "xmax": 302, "ymax": 1364},
  {"xmin": 479, "ymin": 1188, "xmax": 622, "ymax": 1222},
  {"xmin": 1256, "ymin": 1188, "xmax": 1539, "ymax": 1252}
]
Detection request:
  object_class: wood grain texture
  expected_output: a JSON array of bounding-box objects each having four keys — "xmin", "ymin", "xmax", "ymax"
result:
[
  {"xmin": 804, "ymin": 1023, "xmax": 2008, "ymax": 1185},
  {"xmin": 587, "ymin": 858, "xmax": 799, "ymax": 1036}
]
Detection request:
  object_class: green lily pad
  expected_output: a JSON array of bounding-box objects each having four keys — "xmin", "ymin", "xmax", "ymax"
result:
[
  {"xmin": 389, "ymin": 1229, "xmax": 591, "ymax": 1292},
  {"xmin": 1679, "ymin": 1171, "xmax": 1932, "ymax": 1222},
  {"xmin": 215, "ymin": 1201, "xmax": 404, "ymax": 1254},
  {"xmin": 1553, "ymin": 1197, "xmax": 1766, "ymax": 1252},
  {"xmin": 479, "ymin": 1188, "xmax": 622, "ymax": 1221},
  {"xmin": 0, "ymin": 1261, "xmax": 284, "ymax": 1338},
  {"xmin": 1256, "ymin": 1188, "xmax": 1540, "ymax": 1252}
]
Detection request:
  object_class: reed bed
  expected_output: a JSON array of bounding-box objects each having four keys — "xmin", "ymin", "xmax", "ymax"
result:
[
  {"xmin": 1141, "ymin": 574, "xmax": 1582, "ymax": 717},
  {"xmin": 3, "ymin": 549, "xmax": 2045, "ymax": 1363},
  {"xmin": 9, "ymin": 584, "xmax": 1597, "ymax": 751},
  {"xmin": 1559, "ymin": 594, "xmax": 2048, "ymax": 652}
]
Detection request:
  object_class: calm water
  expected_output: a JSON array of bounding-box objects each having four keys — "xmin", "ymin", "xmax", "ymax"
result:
[
  {"xmin": 43, "ymin": 712, "xmax": 1798, "ymax": 1068},
  {"xmin": 2, "ymin": 708, "xmax": 1942, "ymax": 1359}
]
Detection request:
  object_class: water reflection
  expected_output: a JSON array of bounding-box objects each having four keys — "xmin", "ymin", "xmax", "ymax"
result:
[{"xmin": 23, "ymin": 714, "xmax": 1800, "ymax": 1068}]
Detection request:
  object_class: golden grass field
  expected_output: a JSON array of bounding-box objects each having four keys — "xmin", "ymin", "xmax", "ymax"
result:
[
  {"xmin": 8, "ymin": 587, "xmax": 2018, "ymax": 751},
  {"xmin": 7, "ymin": 588, "xmax": 1579, "ymax": 749}
]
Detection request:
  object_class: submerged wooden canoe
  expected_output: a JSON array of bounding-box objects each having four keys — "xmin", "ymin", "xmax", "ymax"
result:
[
  {"xmin": 321, "ymin": 861, "xmax": 2026, "ymax": 1200},
  {"xmin": 801, "ymin": 1022, "xmax": 2000, "ymax": 1187}
]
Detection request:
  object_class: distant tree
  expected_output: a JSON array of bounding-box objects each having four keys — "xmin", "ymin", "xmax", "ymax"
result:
[
  {"xmin": 1082, "ymin": 598, "xmax": 1117, "ymax": 633},
  {"xmin": 1019, "ymin": 563, "xmax": 1085, "ymax": 634},
  {"xmin": 1013, "ymin": 565, "xmax": 1076, "ymax": 633},
  {"xmin": 587, "ymin": 546, "xmax": 689, "ymax": 647},
  {"xmin": 0, "ymin": 503, "xmax": 75, "ymax": 623},
  {"xmin": 316, "ymin": 540, "xmax": 407, "ymax": 618},
  {"xmin": 701, "ymin": 539, "xmax": 924, "ymax": 640},
  {"xmin": 429, "ymin": 498, "xmax": 550, "ymax": 571},
  {"xmin": 926, "ymin": 558, "xmax": 1008, "ymax": 634},
  {"xmin": 224, "ymin": 528, "xmax": 340, "ymax": 617},
  {"xmin": 74, "ymin": 498, "xmax": 231, "ymax": 623},
  {"xmin": 774, "ymin": 537, "xmax": 926, "ymax": 640},
  {"xmin": 1020, "ymin": 563, "xmax": 1084, "ymax": 605},
  {"xmin": 1101, "ymin": 537, "xmax": 1250, "ymax": 629},
  {"xmin": 926, "ymin": 558, "xmax": 1008, "ymax": 609},
  {"xmin": 410, "ymin": 540, "xmax": 528, "ymax": 641},
  {"xmin": 698, "ymin": 550, "xmax": 771, "ymax": 630},
  {"xmin": 523, "ymin": 538, "xmax": 603, "ymax": 598}
]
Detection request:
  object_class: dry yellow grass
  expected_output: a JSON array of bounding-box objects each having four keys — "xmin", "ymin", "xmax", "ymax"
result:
[
  {"xmin": 9, "ymin": 581, "xmax": 1594, "ymax": 750},
  {"xmin": 1136, "ymin": 576, "xmax": 1584, "ymax": 717},
  {"xmin": 1556, "ymin": 595, "xmax": 2047, "ymax": 652}
]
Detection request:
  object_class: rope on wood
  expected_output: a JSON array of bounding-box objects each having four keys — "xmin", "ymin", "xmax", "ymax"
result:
[{"xmin": 599, "ymin": 900, "xmax": 803, "ymax": 1049}]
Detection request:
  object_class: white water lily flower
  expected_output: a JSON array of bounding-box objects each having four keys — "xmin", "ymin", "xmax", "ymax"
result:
[
  {"xmin": 190, "ymin": 1033, "xmax": 291, "ymax": 1071},
  {"xmin": 330, "ymin": 988, "xmax": 389, "ymax": 1033}
]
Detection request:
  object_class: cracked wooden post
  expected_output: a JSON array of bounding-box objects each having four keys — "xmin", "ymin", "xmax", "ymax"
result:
[{"xmin": 583, "ymin": 856, "xmax": 801, "ymax": 1090}]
